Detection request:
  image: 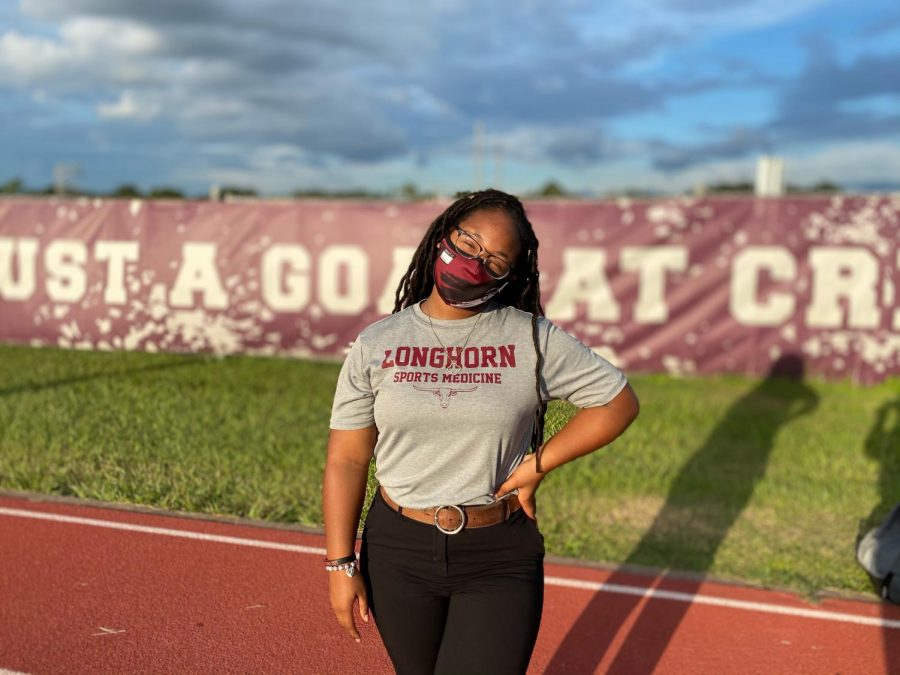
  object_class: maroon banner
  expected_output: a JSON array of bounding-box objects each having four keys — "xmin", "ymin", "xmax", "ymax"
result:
[{"xmin": 0, "ymin": 195, "xmax": 898, "ymax": 383}]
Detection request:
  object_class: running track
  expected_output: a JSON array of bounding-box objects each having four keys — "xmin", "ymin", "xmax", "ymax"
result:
[{"xmin": 2, "ymin": 490, "xmax": 898, "ymax": 674}]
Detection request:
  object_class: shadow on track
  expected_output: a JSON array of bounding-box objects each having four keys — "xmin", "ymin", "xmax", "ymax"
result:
[{"xmin": 545, "ymin": 354, "xmax": 819, "ymax": 674}]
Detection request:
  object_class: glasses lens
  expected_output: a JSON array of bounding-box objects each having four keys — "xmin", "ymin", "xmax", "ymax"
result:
[
  {"xmin": 485, "ymin": 257, "xmax": 510, "ymax": 279},
  {"xmin": 454, "ymin": 230, "xmax": 481, "ymax": 258}
]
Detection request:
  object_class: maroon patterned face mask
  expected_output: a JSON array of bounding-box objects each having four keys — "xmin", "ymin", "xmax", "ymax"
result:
[{"xmin": 433, "ymin": 235, "xmax": 509, "ymax": 308}]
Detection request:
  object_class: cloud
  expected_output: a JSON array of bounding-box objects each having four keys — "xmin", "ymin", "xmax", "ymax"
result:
[
  {"xmin": 859, "ymin": 11, "xmax": 900, "ymax": 38},
  {"xmin": 97, "ymin": 90, "xmax": 161, "ymax": 121},
  {"xmin": 0, "ymin": 16, "xmax": 164, "ymax": 88},
  {"xmin": 543, "ymin": 128, "xmax": 617, "ymax": 165},
  {"xmin": 432, "ymin": 62, "xmax": 660, "ymax": 125},
  {"xmin": 785, "ymin": 139, "xmax": 900, "ymax": 187},
  {"xmin": 1, "ymin": 0, "xmax": 898, "ymax": 193},
  {"xmin": 771, "ymin": 45, "xmax": 900, "ymax": 141},
  {"xmin": 622, "ymin": 137, "xmax": 900, "ymax": 194},
  {"xmin": 649, "ymin": 128, "xmax": 773, "ymax": 171},
  {"xmin": 647, "ymin": 44, "xmax": 900, "ymax": 171},
  {"xmin": 0, "ymin": 0, "xmax": 747, "ymax": 175},
  {"xmin": 3, "ymin": 1, "xmax": 684, "ymax": 150},
  {"xmin": 3, "ymin": 0, "xmax": 436, "ymax": 164},
  {"xmin": 626, "ymin": 0, "xmax": 832, "ymax": 31}
]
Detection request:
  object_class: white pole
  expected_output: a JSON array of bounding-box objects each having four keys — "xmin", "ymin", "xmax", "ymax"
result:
[{"xmin": 755, "ymin": 155, "xmax": 785, "ymax": 196}]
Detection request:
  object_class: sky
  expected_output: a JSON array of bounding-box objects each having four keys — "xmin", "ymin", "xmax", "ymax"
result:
[{"xmin": 1, "ymin": 0, "xmax": 899, "ymax": 197}]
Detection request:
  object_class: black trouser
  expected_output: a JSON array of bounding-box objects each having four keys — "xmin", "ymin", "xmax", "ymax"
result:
[{"xmin": 360, "ymin": 488, "xmax": 545, "ymax": 675}]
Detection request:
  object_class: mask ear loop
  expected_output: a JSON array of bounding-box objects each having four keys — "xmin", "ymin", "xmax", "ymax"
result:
[{"xmin": 530, "ymin": 311, "xmax": 547, "ymax": 472}]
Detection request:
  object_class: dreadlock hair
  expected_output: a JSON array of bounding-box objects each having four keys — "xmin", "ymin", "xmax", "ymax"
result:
[{"xmin": 391, "ymin": 188, "xmax": 549, "ymax": 472}]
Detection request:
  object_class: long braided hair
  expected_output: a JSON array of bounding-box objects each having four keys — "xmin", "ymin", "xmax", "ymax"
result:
[{"xmin": 391, "ymin": 188, "xmax": 549, "ymax": 472}]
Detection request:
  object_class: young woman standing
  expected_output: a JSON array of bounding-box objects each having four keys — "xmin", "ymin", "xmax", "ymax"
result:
[{"xmin": 323, "ymin": 189, "xmax": 639, "ymax": 674}]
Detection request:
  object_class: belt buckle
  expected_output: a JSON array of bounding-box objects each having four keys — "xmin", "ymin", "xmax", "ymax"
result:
[{"xmin": 434, "ymin": 504, "xmax": 466, "ymax": 535}]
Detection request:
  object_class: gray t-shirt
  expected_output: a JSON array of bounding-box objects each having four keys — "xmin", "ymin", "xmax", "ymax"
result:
[{"xmin": 329, "ymin": 298, "xmax": 628, "ymax": 508}]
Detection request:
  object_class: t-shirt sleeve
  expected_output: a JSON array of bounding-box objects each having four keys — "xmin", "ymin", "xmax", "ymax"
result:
[
  {"xmin": 540, "ymin": 318, "xmax": 628, "ymax": 407},
  {"xmin": 329, "ymin": 334, "xmax": 376, "ymax": 430}
]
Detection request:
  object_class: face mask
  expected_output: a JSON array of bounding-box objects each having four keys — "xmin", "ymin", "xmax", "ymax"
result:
[{"xmin": 433, "ymin": 235, "xmax": 508, "ymax": 308}]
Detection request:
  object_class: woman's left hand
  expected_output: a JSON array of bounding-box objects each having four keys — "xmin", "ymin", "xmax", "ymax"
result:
[{"xmin": 493, "ymin": 452, "xmax": 545, "ymax": 522}]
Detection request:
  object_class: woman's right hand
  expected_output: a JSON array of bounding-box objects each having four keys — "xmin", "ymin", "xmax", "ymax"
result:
[
  {"xmin": 322, "ymin": 425, "xmax": 377, "ymax": 642},
  {"xmin": 328, "ymin": 570, "xmax": 369, "ymax": 642}
]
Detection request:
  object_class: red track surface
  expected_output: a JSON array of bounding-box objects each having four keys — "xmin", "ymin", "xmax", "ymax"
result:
[{"xmin": 2, "ymin": 491, "xmax": 899, "ymax": 674}]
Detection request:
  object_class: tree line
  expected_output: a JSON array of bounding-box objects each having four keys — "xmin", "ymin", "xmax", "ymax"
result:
[{"xmin": 0, "ymin": 177, "xmax": 841, "ymax": 201}]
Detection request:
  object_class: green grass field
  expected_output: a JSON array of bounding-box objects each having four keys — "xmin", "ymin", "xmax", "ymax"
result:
[{"xmin": 1, "ymin": 342, "xmax": 897, "ymax": 600}]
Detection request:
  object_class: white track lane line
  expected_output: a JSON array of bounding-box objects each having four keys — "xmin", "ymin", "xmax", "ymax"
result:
[
  {"xmin": 0, "ymin": 507, "xmax": 323, "ymax": 554},
  {"xmin": 544, "ymin": 576, "xmax": 900, "ymax": 629},
  {"xmin": 3, "ymin": 505, "xmax": 899, "ymax": 630}
]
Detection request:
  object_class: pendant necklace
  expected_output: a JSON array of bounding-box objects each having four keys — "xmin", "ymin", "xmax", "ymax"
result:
[{"xmin": 424, "ymin": 299, "xmax": 487, "ymax": 371}]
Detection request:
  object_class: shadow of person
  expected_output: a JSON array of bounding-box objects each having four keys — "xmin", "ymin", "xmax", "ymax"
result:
[
  {"xmin": 858, "ymin": 394, "xmax": 900, "ymax": 671},
  {"xmin": 545, "ymin": 354, "xmax": 819, "ymax": 674}
]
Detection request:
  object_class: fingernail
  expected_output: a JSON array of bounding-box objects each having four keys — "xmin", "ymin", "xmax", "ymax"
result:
[
  {"xmin": 355, "ymin": 638, "xmax": 361, "ymax": 643},
  {"xmin": 363, "ymin": 614, "xmax": 369, "ymax": 623}
]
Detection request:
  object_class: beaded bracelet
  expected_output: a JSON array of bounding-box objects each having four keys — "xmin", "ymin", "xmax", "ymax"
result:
[
  {"xmin": 325, "ymin": 560, "xmax": 356, "ymax": 571},
  {"xmin": 325, "ymin": 560, "xmax": 358, "ymax": 577}
]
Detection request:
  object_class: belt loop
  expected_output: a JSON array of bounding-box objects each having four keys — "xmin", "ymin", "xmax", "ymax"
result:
[{"xmin": 432, "ymin": 526, "xmax": 438, "ymax": 562}]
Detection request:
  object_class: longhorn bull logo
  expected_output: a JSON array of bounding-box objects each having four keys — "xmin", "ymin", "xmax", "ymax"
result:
[{"xmin": 412, "ymin": 383, "xmax": 478, "ymax": 408}]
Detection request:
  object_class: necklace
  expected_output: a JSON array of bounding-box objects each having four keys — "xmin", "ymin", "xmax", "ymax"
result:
[{"xmin": 423, "ymin": 299, "xmax": 487, "ymax": 371}]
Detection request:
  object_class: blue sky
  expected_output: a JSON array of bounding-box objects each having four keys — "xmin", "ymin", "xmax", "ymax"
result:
[{"xmin": 0, "ymin": 0, "xmax": 898, "ymax": 196}]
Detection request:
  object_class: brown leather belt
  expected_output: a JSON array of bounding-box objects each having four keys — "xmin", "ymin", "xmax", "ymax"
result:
[{"xmin": 379, "ymin": 485, "xmax": 521, "ymax": 534}]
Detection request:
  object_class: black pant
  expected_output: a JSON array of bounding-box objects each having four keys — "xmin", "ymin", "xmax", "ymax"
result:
[{"xmin": 360, "ymin": 488, "xmax": 545, "ymax": 675}]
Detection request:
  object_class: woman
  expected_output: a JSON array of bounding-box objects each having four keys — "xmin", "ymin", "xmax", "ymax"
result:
[{"xmin": 323, "ymin": 189, "xmax": 639, "ymax": 674}]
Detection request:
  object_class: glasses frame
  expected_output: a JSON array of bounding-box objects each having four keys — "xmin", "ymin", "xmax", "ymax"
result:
[{"xmin": 450, "ymin": 227, "xmax": 513, "ymax": 280}]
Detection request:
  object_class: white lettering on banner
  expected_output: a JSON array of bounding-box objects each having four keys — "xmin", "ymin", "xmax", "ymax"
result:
[
  {"xmin": 377, "ymin": 246, "xmax": 416, "ymax": 315},
  {"xmin": 896, "ymin": 251, "xmax": 900, "ymax": 330},
  {"xmin": 547, "ymin": 248, "xmax": 621, "ymax": 322},
  {"xmin": 0, "ymin": 237, "xmax": 38, "ymax": 300},
  {"xmin": 46, "ymin": 239, "xmax": 87, "ymax": 302},
  {"xmin": 620, "ymin": 246, "xmax": 687, "ymax": 323},
  {"xmin": 2, "ymin": 237, "xmax": 896, "ymax": 337},
  {"xmin": 730, "ymin": 247, "xmax": 797, "ymax": 326},
  {"xmin": 95, "ymin": 241, "xmax": 139, "ymax": 305},
  {"xmin": 319, "ymin": 245, "xmax": 367, "ymax": 314},
  {"xmin": 261, "ymin": 244, "xmax": 310, "ymax": 312},
  {"xmin": 169, "ymin": 243, "xmax": 228, "ymax": 309},
  {"xmin": 805, "ymin": 247, "xmax": 880, "ymax": 329}
]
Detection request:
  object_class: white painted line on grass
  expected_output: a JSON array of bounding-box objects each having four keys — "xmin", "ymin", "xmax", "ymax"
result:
[{"xmin": 3, "ymin": 505, "xmax": 899, "ymax": 631}]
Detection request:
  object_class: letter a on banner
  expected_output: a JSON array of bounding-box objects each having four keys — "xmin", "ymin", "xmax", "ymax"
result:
[
  {"xmin": 547, "ymin": 248, "xmax": 620, "ymax": 322},
  {"xmin": 169, "ymin": 242, "xmax": 228, "ymax": 309}
]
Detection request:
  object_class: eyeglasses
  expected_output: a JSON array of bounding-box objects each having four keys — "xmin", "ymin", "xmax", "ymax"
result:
[{"xmin": 450, "ymin": 227, "xmax": 512, "ymax": 279}]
